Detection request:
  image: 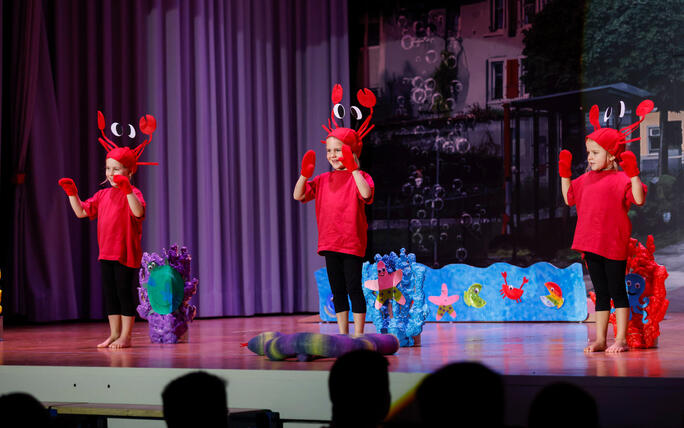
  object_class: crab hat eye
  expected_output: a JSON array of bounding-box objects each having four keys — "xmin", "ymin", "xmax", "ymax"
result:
[
  {"xmin": 619, "ymin": 100, "xmax": 626, "ymax": 118},
  {"xmin": 111, "ymin": 122, "xmax": 123, "ymax": 137},
  {"xmin": 128, "ymin": 124, "xmax": 136, "ymax": 138},
  {"xmin": 351, "ymin": 106, "xmax": 363, "ymax": 120},
  {"xmin": 603, "ymin": 107, "xmax": 613, "ymax": 124},
  {"xmin": 333, "ymin": 103, "xmax": 345, "ymax": 119}
]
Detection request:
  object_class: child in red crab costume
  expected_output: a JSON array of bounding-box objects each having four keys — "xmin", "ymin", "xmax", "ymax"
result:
[
  {"xmin": 59, "ymin": 111, "xmax": 157, "ymax": 349},
  {"xmin": 293, "ymin": 84, "xmax": 376, "ymax": 336},
  {"xmin": 559, "ymin": 100, "xmax": 653, "ymax": 353}
]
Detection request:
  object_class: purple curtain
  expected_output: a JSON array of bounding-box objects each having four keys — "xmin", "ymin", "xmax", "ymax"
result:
[{"xmin": 5, "ymin": 0, "xmax": 350, "ymax": 321}]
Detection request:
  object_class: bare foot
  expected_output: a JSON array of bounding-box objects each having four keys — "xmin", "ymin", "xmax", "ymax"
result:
[
  {"xmin": 584, "ymin": 340, "xmax": 607, "ymax": 353},
  {"xmin": 109, "ymin": 336, "xmax": 131, "ymax": 349},
  {"xmin": 606, "ymin": 339, "xmax": 629, "ymax": 353},
  {"xmin": 97, "ymin": 336, "xmax": 119, "ymax": 348}
]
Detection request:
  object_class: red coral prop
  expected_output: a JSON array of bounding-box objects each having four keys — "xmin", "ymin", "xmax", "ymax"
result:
[{"xmin": 590, "ymin": 235, "xmax": 669, "ymax": 348}]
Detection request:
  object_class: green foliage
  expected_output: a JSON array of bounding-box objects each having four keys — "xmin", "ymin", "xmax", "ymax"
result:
[
  {"xmin": 521, "ymin": 0, "xmax": 586, "ymax": 96},
  {"xmin": 629, "ymin": 174, "xmax": 683, "ymax": 245},
  {"xmin": 582, "ymin": 0, "xmax": 684, "ymax": 111},
  {"xmin": 522, "ymin": 0, "xmax": 684, "ymax": 111},
  {"xmin": 431, "ymin": 50, "xmax": 460, "ymax": 115}
]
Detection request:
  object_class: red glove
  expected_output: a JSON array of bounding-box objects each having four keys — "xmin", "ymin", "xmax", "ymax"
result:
[
  {"xmin": 620, "ymin": 151, "xmax": 640, "ymax": 178},
  {"xmin": 558, "ymin": 150, "xmax": 572, "ymax": 178},
  {"xmin": 58, "ymin": 178, "xmax": 78, "ymax": 196},
  {"xmin": 112, "ymin": 175, "xmax": 133, "ymax": 194},
  {"xmin": 300, "ymin": 150, "xmax": 316, "ymax": 178},
  {"xmin": 339, "ymin": 144, "xmax": 358, "ymax": 172}
]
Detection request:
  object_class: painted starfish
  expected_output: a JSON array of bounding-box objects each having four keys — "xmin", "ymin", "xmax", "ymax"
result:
[
  {"xmin": 364, "ymin": 261, "xmax": 405, "ymax": 309},
  {"xmin": 428, "ymin": 283, "xmax": 460, "ymax": 320}
]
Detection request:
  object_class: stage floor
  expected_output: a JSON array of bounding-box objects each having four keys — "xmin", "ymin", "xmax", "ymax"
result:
[{"xmin": 2, "ymin": 313, "xmax": 683, "ymax": 378}]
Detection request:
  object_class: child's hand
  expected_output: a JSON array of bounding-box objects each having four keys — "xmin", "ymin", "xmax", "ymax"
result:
[
  {"xmin": 339, "ymin": 144, "xmax": 358, "ymax": 172},
  {"xmin": 558, "ymin": 150, "xmax": 572, "ymax": 178},
  {"xmin": 619, "ymin": 151, "xmax": 640, "ymax": 178},
  {"xmin": 58, "ymin": 178, "xmax": 78, "ymax": 196},
  {"xmin": 300, "ymin": 150, "xmax": 316, "ymax": 178},
  {"xmin": 112, "ymin": 175, "xmax": 133, "ymax": 194}
]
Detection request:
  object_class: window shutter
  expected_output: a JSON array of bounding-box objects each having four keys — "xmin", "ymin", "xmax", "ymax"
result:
[{"xmin": 505, "ymin": 59, "xmax": 519, "ymax": 99}]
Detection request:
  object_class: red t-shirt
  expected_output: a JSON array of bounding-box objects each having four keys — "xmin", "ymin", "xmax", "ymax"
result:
[
  {"xmin": 303, "ymin": 170, "xmax": 374, "ymax": 257},
  {"xmin": 82, "ymin": 186, "xmax": 146, "ymax": 268},
  {"xmin": 567, "ymin": 170, "xmax": 646, "ymax": 260}
]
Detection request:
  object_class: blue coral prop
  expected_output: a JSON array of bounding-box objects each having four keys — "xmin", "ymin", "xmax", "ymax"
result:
[
  {"xmin": 138, "ymin": 244, "xmax": 198, "ymax": 343},
  {"xmin": 246, "ymin": 332, "xmax": 399, "ymax": 361},
  {"xmin": 362, "ymin": 248, "xmax": 428, "ymax": 347}
]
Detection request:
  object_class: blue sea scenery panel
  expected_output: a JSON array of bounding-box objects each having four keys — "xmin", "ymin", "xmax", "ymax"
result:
[{"xmin": 317, "ymin": 261, "xmax": 587, "ymax": 322}]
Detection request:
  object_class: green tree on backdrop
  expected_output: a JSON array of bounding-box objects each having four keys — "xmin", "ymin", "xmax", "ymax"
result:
[
  {"xmin": 522, "ymin": 0, "xmax": 684, "ymax": 174},
  {"xmin": 520, "ymin": 0, "xmax": 585, "ymax": 96}
]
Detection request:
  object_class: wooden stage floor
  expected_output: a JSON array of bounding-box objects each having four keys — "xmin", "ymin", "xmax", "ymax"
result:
[
  {"xmin": 2, "ymin": 314, "xmax": 684, "ymax": 427},
  {"xmin": 2, "ymin": 313, "xmax": 684, "ymax": 378}
]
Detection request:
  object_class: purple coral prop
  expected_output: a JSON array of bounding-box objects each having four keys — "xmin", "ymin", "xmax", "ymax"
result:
[{"xmin": 137, "ymin": 244, "xmax": 198, "ymax": 343}]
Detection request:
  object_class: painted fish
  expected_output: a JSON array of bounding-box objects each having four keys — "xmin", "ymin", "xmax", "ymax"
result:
[
  {"xmin": 463, "ymin": 283, "xmax": 486, "ymax": 308},
  {"xmin": 539, "ymin": 281, "xmax": 564, "ymax": 309}
]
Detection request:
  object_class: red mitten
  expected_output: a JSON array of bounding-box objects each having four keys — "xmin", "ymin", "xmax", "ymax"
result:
[
  {"xmin": 620, "ymin": 151, "xmax": 640, "ymax": 177},
  {"xmin": 58, "ymin": 178, "xmax": 78, "ymax": 196},
  {"xmin": 300, "ymin": 150, "xmax": 316, "ymax": 178},
  {"xmin": 558, "ymin": 150, "xmax": 572, "ymax": 178},
  {"xmin": 112, "ymin": 175, "xmax": 133, "ymax": 194},
  {"xmin": 339, "ymin": 144, "xmax": 358, "ymax": 172}
]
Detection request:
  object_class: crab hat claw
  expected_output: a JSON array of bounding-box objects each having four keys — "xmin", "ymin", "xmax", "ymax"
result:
[
  {"xmin": 98, "ymin": 110, "xmax": 106, "ymax": 131},
  {"xmin": 636, "ymin": 99, "xmax": 654, "ymax": 117},
  {"xmin": 357, "ymin": 88, "xmax": 376, "ymax": 108},
  {"xmin": 589, "ymin": 104, "xmax": 601, "ymax": 131},
  {"xmin": 139, "ymin": 114, "xmax": 157, "ymax": 136},
  {"xmin": 332, "ymin": 84, "xmax": 343, "ymax": 104}
]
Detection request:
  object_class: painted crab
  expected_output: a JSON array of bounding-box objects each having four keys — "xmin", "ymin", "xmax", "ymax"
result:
[{"xmin": 500, "ymin": 271, "xmax": 527, "ymax": 303}]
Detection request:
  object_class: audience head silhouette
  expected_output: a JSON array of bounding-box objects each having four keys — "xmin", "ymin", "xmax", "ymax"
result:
[
  {"xmin": 0, "ymin": 392, "xmax": 50, "ymax": 428},
  {"xmin": 162, "ymin": 371, "xmax": 229, "ymax": 428},
  {"xmin": 328, "ymin": 349, "xmax": 391, "ymax": 428},
  {"xmin": 528, "ymin": 382, "xmax": 598, "ymax": 428},
  {"xmin": 416, "ymin": 362, "xmax": 504, "ymax": 428}
]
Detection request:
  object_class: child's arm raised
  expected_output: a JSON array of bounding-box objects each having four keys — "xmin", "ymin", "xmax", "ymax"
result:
[
  {"xmin": 620, "ymin": 151, "xmax": 645, "ymax": 205},
  {"xmin": 294, "ymin": 150, "xmax": 316, "ymax": 201},
  {"xmin": 59, "ymin": 178, "xmax": 88, "ymax": 218},
  {"xmin": 558, "ymin": 150, "xmax": 572, "ymax": 206},
  {"xmin": 112, "ymin": 175, "xmax": 145, "ymax": 217},
  {"xmin": 339, "ymin": 145, "xmax": 371, "ymax": 200}
]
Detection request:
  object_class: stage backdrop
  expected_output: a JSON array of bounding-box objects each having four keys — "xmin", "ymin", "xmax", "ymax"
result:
[{"xmin": 3, "ymin": 0, "xmax": 349, "ymax": 321}]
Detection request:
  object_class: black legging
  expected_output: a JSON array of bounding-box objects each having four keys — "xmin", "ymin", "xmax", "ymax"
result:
[
  {"xmin": 322, "ymin": 251, "xmax": 366, "ymax": 314},
  {"xmin": 584, "ymin": 252, "xmax": 628, "ymax": 311},
  {"xmin": 101, "ymin": 260, "xmax": 139, "ymax": 316}
]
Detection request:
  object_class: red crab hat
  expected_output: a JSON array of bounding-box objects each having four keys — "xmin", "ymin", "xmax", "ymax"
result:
[
  {"xmin": 97, "ymin": 110, "xmax": 159, "ymax": 174},
  {"xmin": 586, "ymin": 99, "xmax": 654, "ymax": 159},
  {"xmin": 321, "ymin": 84, "xmax": 376, "ymax": 157}
]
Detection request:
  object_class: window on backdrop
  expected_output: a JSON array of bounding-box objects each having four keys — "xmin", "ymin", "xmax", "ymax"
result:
[
  {"xmin": 522, "ymin": 0, "xmax": 536, "ymax": 25},
  {"xmin": 490, "ymin": 0, "xmax": 505, "ymax": 31},
  {"xmin": 648, "ymin": 126, "xmax": 661, "ymax": 154},
  {"xmin": 490, "ymin": 60, "xmax": 504, "ymax": 101}
]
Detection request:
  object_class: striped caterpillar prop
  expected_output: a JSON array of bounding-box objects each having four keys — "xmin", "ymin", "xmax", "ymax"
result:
[{"xmin": 245, "ymin": 332, "xmax": 399, "ymax": 361}]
